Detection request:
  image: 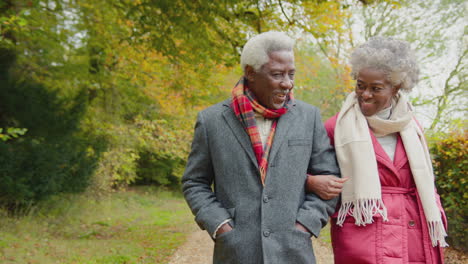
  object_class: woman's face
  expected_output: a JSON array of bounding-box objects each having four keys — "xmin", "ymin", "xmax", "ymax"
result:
[{"xmin": 355, "ymin": 68, "xmax": 399, "ymax": 116}]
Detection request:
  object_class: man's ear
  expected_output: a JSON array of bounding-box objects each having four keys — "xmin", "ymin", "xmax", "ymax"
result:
[{"xmin": 245, "ymin": 65, "xmax": 256, "ymax": 82}]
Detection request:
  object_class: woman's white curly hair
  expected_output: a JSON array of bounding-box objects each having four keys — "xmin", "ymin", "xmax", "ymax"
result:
[
  {"xmin": 350, "ymin": 36, "xmax": 420, "ymax": 92},
  {"xmin": 241, "ymin": 31, "xmax": 295, "ymax": 72}
]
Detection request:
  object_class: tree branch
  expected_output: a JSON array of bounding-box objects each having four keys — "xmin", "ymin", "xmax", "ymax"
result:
[
  {"xmin": 278, "ymin": 0, "xmax": 293, "ymax": 25},
  {"xmin": 429, "ymin": 48, "xmax": 467, "ymax": 130}
]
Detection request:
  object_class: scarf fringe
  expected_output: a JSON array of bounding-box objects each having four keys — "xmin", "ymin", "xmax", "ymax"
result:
[
  {"xmin": 428, "ymin": 220, "xmax": 448, "ymax": 247},
  {"xmin": 337, "ymin": 199, "xmax": 388, "ymax": 226}
]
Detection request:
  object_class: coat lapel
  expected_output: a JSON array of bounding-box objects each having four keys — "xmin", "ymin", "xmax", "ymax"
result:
[
  {"xmin": 222, "ymin": 101, "xmax": 259, "ymax": 169},
  {"xmin": 370, "ymin": 131, "xmax": 402, "ymax": 185},
  {"xmin": 393, "ymin": 135, "xmax": 409, "ymax": 170},
  {"xmin": 268, "ymin": 103, "xmax": 298, "ymax": 168}
]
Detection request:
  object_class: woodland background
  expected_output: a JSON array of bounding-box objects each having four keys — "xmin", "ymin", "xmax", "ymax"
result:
[{"xmin": 0, "ymin": 0, "xmax": 466, "ymax": 263}]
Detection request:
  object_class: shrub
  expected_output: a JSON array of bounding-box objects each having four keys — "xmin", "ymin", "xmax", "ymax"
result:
[
  {"xmin": 92, "ymin": 147, "xmax": 140, "ymax": 190},
  {"xmin": 431, "ymin": 130, "xmax": 467, "ymax": 251},
  {"xmin": 135, "ymin": 151, "xmax": 184, "ymax": 187},
  {"xmin": 86, "ymin": 117, "xmax": 191, "ymax": 190},
  {"xmin": 131, "ymin": 118, "xmax": 191, "ymax": 188},
  {"xmin": 0, "ymin": 49, "xmax": 101, "ymax": 210},
  {"xmin": 0, "ymin": 135, "xmax": 101, "ymax": 210}
]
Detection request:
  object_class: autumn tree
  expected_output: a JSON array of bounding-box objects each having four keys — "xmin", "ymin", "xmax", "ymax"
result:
[
  {"xmin": 0, "ymin": 1, "xmax": 101, "ymax": 209},
  {"xmin": 0, "ymin": 0, "xmax": 383, "ymax": 205}
]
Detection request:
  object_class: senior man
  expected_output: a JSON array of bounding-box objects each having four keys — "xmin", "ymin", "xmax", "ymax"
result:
[{"xmin": 182, "ymin": 31, "xmax": 340, "ymax": 264}]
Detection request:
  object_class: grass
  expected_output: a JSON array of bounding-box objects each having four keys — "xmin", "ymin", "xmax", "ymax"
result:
[
  {"xmin": 0, "ymin": 187, "xmax": 195, "ymax": 264},
  {"xmin": 318, "ymin": 223, "xmax": 331, "ymax": 243}
]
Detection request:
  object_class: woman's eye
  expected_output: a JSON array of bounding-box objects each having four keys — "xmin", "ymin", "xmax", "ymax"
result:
[{"xmin": 373, "ymin": 87, "xmax": 383, "ymax": 92}]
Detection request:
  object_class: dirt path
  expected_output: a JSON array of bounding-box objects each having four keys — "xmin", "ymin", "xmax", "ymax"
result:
[
  {"xmin": 168, "ymin": 224, "xmax": 334, "ymax": 264},
  {"xmin": 169, "ymin": 225, "xmax": 467, "ymax": 264}
]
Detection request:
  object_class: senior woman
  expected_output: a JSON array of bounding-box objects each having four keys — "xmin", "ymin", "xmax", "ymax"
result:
[{"xmin": 306, "ymin": 37, "xmax": 448, "ymax": 264}]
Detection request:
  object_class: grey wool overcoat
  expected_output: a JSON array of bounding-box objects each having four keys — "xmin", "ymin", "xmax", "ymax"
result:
[{"xmin": 182, "ymin": 99, "xmax": 340, "ymax": 264}]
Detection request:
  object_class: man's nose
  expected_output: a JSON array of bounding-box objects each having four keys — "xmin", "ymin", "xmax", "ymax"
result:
[{"xmin": 280, "ymin": 76, "xmax": 293, "ymax": 89}]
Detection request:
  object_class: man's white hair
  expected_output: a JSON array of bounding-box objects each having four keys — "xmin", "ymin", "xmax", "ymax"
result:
[
  {"xmin": 350, "ymin": 36, "xmax": 420, "ymax": 92},
  {"xmin": 241, "ymin": 31, "xmax": 295, "ymax": 72}
]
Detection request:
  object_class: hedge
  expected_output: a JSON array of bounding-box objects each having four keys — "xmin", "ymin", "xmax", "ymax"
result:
[{"xmin": 432, "ymin": 130, "xmax": 467, "ymax": 251}]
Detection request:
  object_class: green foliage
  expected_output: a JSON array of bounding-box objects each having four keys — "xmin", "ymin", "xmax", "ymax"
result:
[
  {"xmin": 0, "ymin": 136, "xmax": 100, "ymax": 209},
  {"xmin": 86, "ymin": 115, "xmax": 192, "ymax": 189},
  {"xmin": 0, "ymin": 49, "xmax": 102, "ymax": 209},
  {"xmin": 431, "ymin": 130, "xmax": 467, "ymax": 251},
  {"xmin": 94, "ymin": 147, "xmax": 140, "ymax": 189},
  {"xmin": 294, "ymin": 43, "xmax": 352, "ymax": 119},
  {"xmin": 0, "ymin": 127, "xmax": 27, "ymax": 141},
  {"xmin": 136, "ymin": 152, "xmax": 184, "ymax": 186},
  {"xmin": 122, "ymin": 0, "xmax": 305, "ymax": 65}
]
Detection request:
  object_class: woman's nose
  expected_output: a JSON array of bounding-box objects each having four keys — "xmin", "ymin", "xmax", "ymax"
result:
[{"xmin": 361, "ymin": 88, "xmax": 372, "ymax": 99}]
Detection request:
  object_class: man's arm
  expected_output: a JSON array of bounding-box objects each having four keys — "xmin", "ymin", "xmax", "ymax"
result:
[
  {"xmin": 182, "ymin": 112, "xmax": 231, "ymax": 237},
  {"xmin": 296, "ymin": 109, "xmax": 341, "ymax": 237}
]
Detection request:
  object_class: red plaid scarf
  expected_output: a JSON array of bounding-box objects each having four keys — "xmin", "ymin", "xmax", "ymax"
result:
[{"xmin": 231, "ymin": 77, "xmax": 293, "ymax": 186}]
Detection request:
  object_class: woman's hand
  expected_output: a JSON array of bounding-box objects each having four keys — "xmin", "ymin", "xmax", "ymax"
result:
[{"xmin": 305, "ymin": 174, "xmax": 348, "ymax": 200}]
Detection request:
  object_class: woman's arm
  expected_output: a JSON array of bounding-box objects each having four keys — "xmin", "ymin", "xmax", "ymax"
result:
[{"xmin": 305, "ymin": 114, "xmax": 346, "ymax": 200}]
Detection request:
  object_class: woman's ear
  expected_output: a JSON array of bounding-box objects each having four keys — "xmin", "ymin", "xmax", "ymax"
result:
[
  {"xmin": 393, "ymin": 84, "xmax": 402, "ymax": 96},
  {"xmin": 245, "ymin": 65, "xmax": 256, "ymax": 82}
]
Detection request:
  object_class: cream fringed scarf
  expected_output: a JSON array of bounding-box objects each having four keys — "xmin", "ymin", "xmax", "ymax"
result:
[{"xmin": 335, "ymin": 92, "xmax": 448, "ymax": 247}]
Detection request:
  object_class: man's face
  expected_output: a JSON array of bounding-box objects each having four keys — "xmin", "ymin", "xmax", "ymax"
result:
[{"xmin": 246, "ymin": 50, "xmax": 295, "ymax": 110}]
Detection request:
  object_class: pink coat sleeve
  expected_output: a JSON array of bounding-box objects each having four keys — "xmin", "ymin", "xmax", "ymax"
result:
[{"xmin": 324, "ymin": 114, "xmax": 339, "ymax": 147}]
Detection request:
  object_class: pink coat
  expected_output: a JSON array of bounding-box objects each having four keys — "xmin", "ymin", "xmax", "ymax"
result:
[{"xmin": 325, "ymin": 114, "xmax": 447, "ymax": 264}]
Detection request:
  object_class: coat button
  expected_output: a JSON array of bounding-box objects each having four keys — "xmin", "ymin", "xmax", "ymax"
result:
[
  {"xmin": 263, "ymin": 195, "xmax": 269, "ymax": 203},
  {"xmin": 408, "ymin": 220, "xmax": 415, "ymax": 227},
  {"xmin": 263, "ymin": 230, "xmax": 270, "ymax": 237}
]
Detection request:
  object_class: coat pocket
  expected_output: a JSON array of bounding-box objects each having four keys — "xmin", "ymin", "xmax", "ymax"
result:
[
  {"xmin": 288, "ymin": 139, "xmax": 312, "ymax": 146},
  {"xmin": 281, "ymin": 229, "xmax": 314, "ymax": 263},
  {"xmin": 215, "ymin": 207, "xmax": 236, "ymax": 240},
  {"xmin": 227, "ymin": 207, "xmax": 235, "ymax": 219},
  {"xmin": 331, "ymin": 221, "xmax": 378, "ymax": 263},
  {"xmin": 213, "ymin": 226, "xmax": 241, "ymax": 263}
]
